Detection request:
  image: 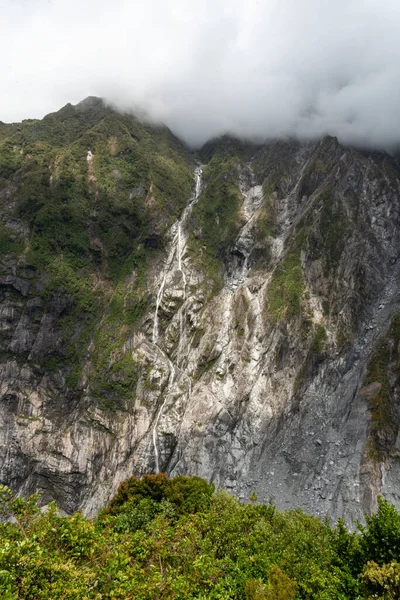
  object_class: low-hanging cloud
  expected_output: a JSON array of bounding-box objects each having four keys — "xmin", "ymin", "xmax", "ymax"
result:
[{"xmin": 2, "ymin": 0, "xmax": 400, "ymax": 150}]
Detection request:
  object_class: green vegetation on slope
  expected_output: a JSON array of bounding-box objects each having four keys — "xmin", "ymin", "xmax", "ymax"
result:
[
  {"xmin": 364, "ymin": 313, "xmax": 400, "ymax": 461},
  {"xmin": 6, "ymin": 102, "xmax": 193, "ymax": 277},
  {"xmin": 188, "ymin": 137, "xmax": 249, "ymax": 291},
  {"xmin": 0, "ymin": 98, "xmax": 194, "ymax": 400},
  {"xmin": 0, "ymin": 476, "xmax": 400, "ymax": 599},
  {"xmin": 314, "ymin": 189, "xmax": 349, "ymax": 277},
  {"xmin": 0, "ymin": 221, "xmax": 24, "ymax": 254},
  {"xmin": 266, "ymin": 250, "xmax": 305, "ymax": 322}
]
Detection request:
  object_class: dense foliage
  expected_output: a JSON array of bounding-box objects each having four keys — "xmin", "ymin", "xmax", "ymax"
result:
[
  {"xmin": 0, "ymin": 475, "xmax": 400, "ymax": 599},
  {"xmin": 1, "ymin": 98, "xmax": 193, "ymax": 278}
]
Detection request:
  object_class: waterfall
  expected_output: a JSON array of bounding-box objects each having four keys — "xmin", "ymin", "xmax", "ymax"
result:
[
  {"xmin": 152, "ymin": 241, "xmax": 176, "ymax": 344},
  {"xmin": 151, "ymin": 166, "xmax": 202, "ymax": 472},
  {"xmin": 152, "ymin": 350, "xmax": 176, "ymax": 473},
  {"xmin": 229, "ymin": 183, "xmax": 263, "ymax": 292},
  {"xmin": 152, "ymin": 166, "xmax": 202, "ymax": 345},
  {"xmin": 177, "ymin": 224, "xmax": 182, "ymax": 272},
  {"xmin": 177, "ymin": 166, "xmax": 202, "ymax": 366}
]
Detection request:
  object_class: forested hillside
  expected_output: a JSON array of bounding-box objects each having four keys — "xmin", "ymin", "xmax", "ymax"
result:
[{"xmin": 0, "ymin": 475, "xmax": 400, "ymax": 599}]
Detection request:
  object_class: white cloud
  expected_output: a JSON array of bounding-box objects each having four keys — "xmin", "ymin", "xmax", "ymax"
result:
[{"xmin": 1, "ymin": 0, "xmax": 400, "ymax": 149}]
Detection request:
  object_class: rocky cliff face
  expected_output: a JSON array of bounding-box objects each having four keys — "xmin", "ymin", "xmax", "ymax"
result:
[{"xmin": 1, "ymin": 100, "xmax": 400, "ymax": 524}]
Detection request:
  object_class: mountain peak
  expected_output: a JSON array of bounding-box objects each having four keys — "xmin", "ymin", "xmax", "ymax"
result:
[{"xmin": 74, "ymin": 96, "xmax": 105, "ymax": 111}]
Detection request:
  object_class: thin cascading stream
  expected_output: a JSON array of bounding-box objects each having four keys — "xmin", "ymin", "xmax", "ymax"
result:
[
  {"xmin": 152, "ymin": 350, "xmax": 176, "ymax": 473},
  {"xmin": 152, "ymin": 166, "xmax": 202, "ymax": 344},
  {"xmin": 177, "ymin": 166, "xmax": 202, "ymax": 366},
  {"xmin": 229, "ymin": 182, "xmax": 263, "ymax": 291},
  {"xmin": 151, "ymin": 166, "xmax": 202, "ymax": 472},
  {"xmin": 152, "ymin": 240, "xmax": 178, "ymax": 344}
]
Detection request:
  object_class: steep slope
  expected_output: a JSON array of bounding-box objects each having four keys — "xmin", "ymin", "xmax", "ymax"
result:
[{"xmin": 1, "ymin": 100, "xmax": 400, "ymax": 525}]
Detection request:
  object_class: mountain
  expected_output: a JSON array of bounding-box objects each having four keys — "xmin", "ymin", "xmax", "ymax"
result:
[{"xmin": 1, "ymin": 98, "xmax": 400, "ymax": 525}]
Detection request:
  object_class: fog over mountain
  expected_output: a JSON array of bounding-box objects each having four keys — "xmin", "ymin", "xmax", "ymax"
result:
[{"xmin": 2, "ymin": 0, "xmax": 400, "ymax": 150}]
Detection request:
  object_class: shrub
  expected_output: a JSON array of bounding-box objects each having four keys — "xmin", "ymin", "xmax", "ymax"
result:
[
  {"xmin": 103, "ymin": 473, "xmax": 214, "ymax": 518},
  {"xmin": 361, "ymin": 561, "xmax": 400, "ymax": 600},
  {"xmin": 360, "ymin": 496, "xmax": 400, "ymax": 565}
]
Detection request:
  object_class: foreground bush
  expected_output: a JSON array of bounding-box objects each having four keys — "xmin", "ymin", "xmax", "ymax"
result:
[{"xmin": 0, "ymin": 477, "xmax": 400, "ymax": 598}]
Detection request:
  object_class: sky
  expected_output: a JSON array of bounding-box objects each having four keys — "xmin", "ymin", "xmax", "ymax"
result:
[{"xmin": 1, "ymin": 0, "xmax": 400, "ymax": 150}]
